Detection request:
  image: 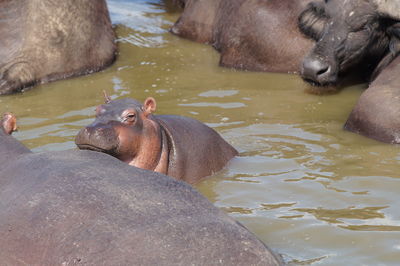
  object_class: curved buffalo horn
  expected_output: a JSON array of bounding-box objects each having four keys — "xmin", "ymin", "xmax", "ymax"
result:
[
  {"xmin": 372, "ymin": 0, "xmax": 400, "ymax": 20},
  {"xmin": 103, "ymin": 90, "xmax": 111, "ymax": 103}
]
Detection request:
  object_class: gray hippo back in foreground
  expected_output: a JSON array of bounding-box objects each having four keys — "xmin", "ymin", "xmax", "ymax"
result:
[
  {"xmin": 0, "ymin": 0, "xmax": 115, "ymax": 95},
  {"xmin": 0, "ymin": 114, "xmax": 281, "ymax": 265}
]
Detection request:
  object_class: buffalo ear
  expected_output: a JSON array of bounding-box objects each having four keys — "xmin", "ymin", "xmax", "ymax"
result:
[
  {"xmin": 143, "ymin": 97, "xmax": 157, "ymax": 116},
  {"xmin": 370, "ymin": 23, "xmax": 400, "ymax": 81},
  {"xmin": 298, "ymin": 1, "xmax": 328, "ymax": 41},
  {"xmin": 1, "ymin": 112, "xmax": 17, "ymax": 135}
]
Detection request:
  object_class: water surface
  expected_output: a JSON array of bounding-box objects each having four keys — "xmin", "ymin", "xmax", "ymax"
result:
[{"xmin": 1, "ymin": 1, "xmax": 399, "ymax": 265}]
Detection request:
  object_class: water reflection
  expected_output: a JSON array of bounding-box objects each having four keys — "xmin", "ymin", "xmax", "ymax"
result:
[
  {"xmin": 108, "ymin": 0, "xmax": 170, "ymax": 33},
  {"xmin": 1, "ymin": 0, "xmax": 400, "ymax": 264},
  {"xmin": 293, "ymin": 206, "xmax": 387, "ymax": 224}
]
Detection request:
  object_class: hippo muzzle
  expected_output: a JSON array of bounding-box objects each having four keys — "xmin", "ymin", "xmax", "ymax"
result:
[{"xmin": 75, "ymin": 123, "xmax": 119, "ymax": 155}]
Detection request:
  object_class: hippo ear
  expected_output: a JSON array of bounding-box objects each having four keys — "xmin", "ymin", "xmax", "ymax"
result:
[
  {"xmin": 143, "ymin": 97, "xmax": 157, "ymax": 116},
  {"xmin": 370, "ymin": 23, "xmax": 400, "ymax": 81},
  {"xmin": 298, "ymin": 2, "xmax": 328, "ymax": 41},
  {"xmin": 1, "ymin": 112, "xmax": 17, "ymax": 135}
]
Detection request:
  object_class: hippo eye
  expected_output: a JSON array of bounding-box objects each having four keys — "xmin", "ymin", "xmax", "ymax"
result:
[{"xmin": 123, "ymin": 113, "xmax": 136, "ymax": 123}]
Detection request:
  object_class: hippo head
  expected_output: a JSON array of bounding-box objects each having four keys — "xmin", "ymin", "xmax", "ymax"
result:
[
  {"xmin": 1, "ymin": 113, "xmax": 17, "ymax": 135},
  {"xmin": 298, "ymin": 0, "xmax": 400, "ymax": 86},
  {"xmin": 75, "ymin": 97, "xmax": 159, "ymax": 164}
]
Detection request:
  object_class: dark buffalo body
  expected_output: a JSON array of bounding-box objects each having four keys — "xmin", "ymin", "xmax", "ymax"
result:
[
  {"xmin": 0, "ymin": 115, "xmax": 281, "ymax": 265},
  {"xmin": 0, "ymin": 0, "xmax": 116, "ymax": 95},
  {"xmin": 299, "ymin": 0, "xmax": 400, "ymax": 86}
]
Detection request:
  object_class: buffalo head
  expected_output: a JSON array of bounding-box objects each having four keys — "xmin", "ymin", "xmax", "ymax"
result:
[{"xmin": 298, "ymin": 0, "xmax": 400, "ymax": 86}]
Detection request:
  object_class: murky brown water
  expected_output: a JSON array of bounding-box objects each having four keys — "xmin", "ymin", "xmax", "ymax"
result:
[{"xmin": 1, "ymin": 1, "xmax": 400, "ymax": 265}]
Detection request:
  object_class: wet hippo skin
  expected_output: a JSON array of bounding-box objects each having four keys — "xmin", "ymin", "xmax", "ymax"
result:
[
  {"xmin": 0, "ymin": 114, "xmax": 281, "ymax": 265},
  {"xmin": 170, "ymin": 0, "xmax": 313, "ymax": 73},
  {"xmin": 344, "ymin": 56, "xmax": 400, "ymax": 144},
  {"xmin": 0, "ymin": 0, "xmax": 116, "ymax": 95},
  {"xmin": 75, "ymin": 97, "xmax": 238, "ymax": 184}
]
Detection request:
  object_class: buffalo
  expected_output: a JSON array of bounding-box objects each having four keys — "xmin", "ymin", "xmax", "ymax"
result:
[
  {"xmin": 299, "ymin": 0, "xmax": 400, "ymax": 86},
  {"xmin": 171, "ymin": 0, "xmax": 314, "ymax": 73},
  {"xmin": 299, "ymin": 0, "xmax": 400, "ymax": 144},
  {"xmin": 299, "ymin": 0, "xmax": 400, "ymax": 143}
]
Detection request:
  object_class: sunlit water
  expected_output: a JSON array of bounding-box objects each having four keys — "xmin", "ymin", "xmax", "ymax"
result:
[{"xmin": 1, "ymin": 1, "xmax": 399, "ymax": 265}]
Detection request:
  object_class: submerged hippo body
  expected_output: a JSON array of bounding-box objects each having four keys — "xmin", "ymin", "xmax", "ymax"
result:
[
  {"xmin": 171, "ymin": 0, "xmax": 313, "ymax": 73},
  {"xmin": 0, "ymin": 0, "xmax": 116, "ymax": 95},
  {"xmin": 344, "ymin": 56, "xmax": 400, "ymax": 144},
  {"xmin": 0, "ymin": 114, "xmax": 281, "ymax": 265},
  {"xmin": 75, "ymin": 97, "xmax": 238, "ymax": 184}
]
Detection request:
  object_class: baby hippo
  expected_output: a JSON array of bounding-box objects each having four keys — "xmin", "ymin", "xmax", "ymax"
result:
[{"xmin": 75, "ymin": 97, "xmax": 238, "ymax": 184}]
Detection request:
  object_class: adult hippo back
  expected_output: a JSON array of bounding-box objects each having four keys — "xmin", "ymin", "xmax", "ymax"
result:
[
  {"xmin": 171, "ymin": 0, "xmax": 313, "ymax": 73},
  {"xmin": 75, "ymin": 97, "xmax": 238, "ymax": 184},
  {"xmin": 0, "ymin": 0, "xmax": 115, "ymax": 95},
  {"xmin": 0, "ymin": 114, "xmax": 281, "ymax": 265}
]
